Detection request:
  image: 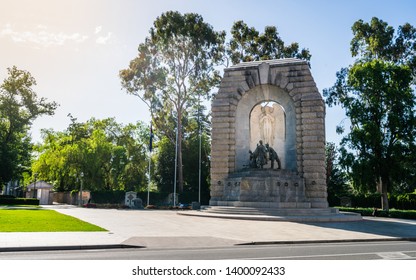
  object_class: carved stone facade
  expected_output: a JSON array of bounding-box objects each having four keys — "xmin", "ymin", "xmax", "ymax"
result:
[{"xmin": 210, "ymin": 58, "xmax": 327, "ymax": 208}]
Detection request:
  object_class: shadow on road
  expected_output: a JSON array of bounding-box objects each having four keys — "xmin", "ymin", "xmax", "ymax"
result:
[{"xmin": 306, "ymin": 217, "xmax": 416, "ymax": 239}]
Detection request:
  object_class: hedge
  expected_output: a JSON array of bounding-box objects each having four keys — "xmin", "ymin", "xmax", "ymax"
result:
[
  {"xmin": 89, "ymin": 190, "xmax": 171, "ymax": 205},
  {"xmin": 393, "ymin": 193, "xmax": 416, "ymax": 210},
  {"xmin": 0, "ymin": 198, "xmax": 40, "ymax": 206},
  {"xmin": 137, "ymin": 191, "xmax": 170, "ymax": 205},
  {"xmin": 0, "ymin": 195, "xmax": 16, "ymax": 199},
  {"xmin": 89, "ymin": 190, "xmax": 209, "ymax": 205},
  {"xmin": 89, "ymin": 190, "xmax": 125, "ymax": 204},
  {"xmin": 330, "ymin": 192, "xmax": 416, "ymax": 210},
  {"xmin": 337, "ymin": 207, "xmax": 416, "ymax": 220}
]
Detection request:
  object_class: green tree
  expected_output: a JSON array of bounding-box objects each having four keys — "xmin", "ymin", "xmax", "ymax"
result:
[
  {"xmin": 117, "ymin": 122, "xmax": 151, "ymax": 192},
  {"xmin": 182, "ymin": 129, "xmax": 211, "ymax": 204},
  {"xmin": 0, "ymin": 66, "xmax": 58, "ymax": 187},
  {"xmin": 181, "ymin": 102, "xmax": 211, "ymax": 203},
  {"xmin": 325, "ymin": 142, "xmax": 350, "ymax": 206},
  {"xmin": 153, "ymin": 101, "xmax": 211, "ymax": 202},
  {"xmin": 120, "ymin": 11, "xmax": 224, "ymax": 193},
  {"xmin": 153, "ymin": 136, "xmax": 175, "ymax": 194},
  {"xmin": 154, "ymin": 120, "xmax": 211, "ymax": 203},
  {"xmin": 32, "ymin": 117, "xmax": 149, "ymax": 192},
  {"xmin": 226, "ymin": 20, "xmax": 311, "ymax": 66},
  {"xmin": 324, "ymin": 17, "xmax": 416, "ymax": 210}
]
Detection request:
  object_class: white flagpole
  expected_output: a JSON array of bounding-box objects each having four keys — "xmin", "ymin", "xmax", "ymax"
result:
[
  {"xmin": 198, "ymin": 93, "xmax": 202, "ymax": 204},
  {"xmin": 147, "ymin": 150, "xmax": 151, "ymax": 206},
  {"xmin": 173, "ymin": 127, "xmax": 178, "ymax": 207},
  {"xmin": 147, "ymin": 103, "xmax": 153, "ymax": 207}
]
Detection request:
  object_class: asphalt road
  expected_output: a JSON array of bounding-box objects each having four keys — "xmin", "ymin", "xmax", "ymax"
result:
[{"xmin": 1, "ymin": 241, "xmax": 415, "ymax": 260}]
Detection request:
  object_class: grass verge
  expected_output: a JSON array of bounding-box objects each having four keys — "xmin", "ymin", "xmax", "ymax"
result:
[{"xmin": 0, "ymin": 209, "xmax": 107, "ymax": 232}]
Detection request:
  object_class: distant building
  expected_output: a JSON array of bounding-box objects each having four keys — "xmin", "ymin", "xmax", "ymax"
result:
[
  {"xmin": 26, "ymin": 181, "xmax": 54, "ymax": 205},
  {"xmin": 3, "ymin": 180, "xmax": 23, "ymax": 197}
]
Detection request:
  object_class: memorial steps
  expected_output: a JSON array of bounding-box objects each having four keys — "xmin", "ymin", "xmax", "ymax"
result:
[{"xmin": 179, "ymin": 206, "xmax": 362, "ymax": 222}]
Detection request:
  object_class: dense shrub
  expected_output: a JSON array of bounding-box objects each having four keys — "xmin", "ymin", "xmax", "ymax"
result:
[
  {"xmin": 136, "ymin": 191, "xmax": 209, "ymax": 205},
  {"xmin": 327, "ymin": 193, "xmax": 340, "ymax": 208},
  {"xmin": 0, "ymin": 198, "xmax": 39, "ymax": 206},
  {"xmin": 90, "ymin": 190, "xmax": 171, "ymax": 205},
  {"xmin": 337, "ymin": 207, "xmax": 416, "ymax": 220},
  {"xmin": 0, "ymin": 195, "xmax": 16, "ymax": 199},
  {"xmin": 89, "ymin": 190, "xmax": 207, "ymax": 206},
  {"xmin": 351, "ymin": 193, "xmax": 382, "ymax": 208},
  {"xmin": 330, "ymin": 192, "xmax": 416, "ymax": 210},
  {"xmin": 89, "ymin": 190, "xmax": 125, "ymax": 204},
  {"xmin": 391, "ymin": 193, "xmax": 416, "ymax": 210},
  {"xmin": 387, "ymin": 209, "xmax": 416, "ymax": 219},
  {"xmin": 136, "ymin": 191, "xmax": 170, "ymax": 205}
]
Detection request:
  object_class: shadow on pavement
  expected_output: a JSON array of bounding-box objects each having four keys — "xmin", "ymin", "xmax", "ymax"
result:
[{"xmin": 306, "ymin": 218, "xmax": 416, "ymax": 239}]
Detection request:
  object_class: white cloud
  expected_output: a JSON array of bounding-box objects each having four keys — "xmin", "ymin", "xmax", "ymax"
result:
[
  {"xmin": 96, "ymin": 32, "xmax": 112, "ymax": 45},
  {"xmin": 0, "ymin": 24, "xmax": 89, "ymax": 47},
  {"xmin": 95, "ymin": 26, "xmax": 102, "ymax": 34},
  {"xmin": 0, "ymin": 23, "xmax": 14, "ymax": 36},
  {"xmin": 36, "ymin": 24, "xmax": 48, "ymax": 30}
]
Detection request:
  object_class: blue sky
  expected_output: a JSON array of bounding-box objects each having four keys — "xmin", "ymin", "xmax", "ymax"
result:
[{"xmin": 1, "ymin": 0, "xmax": 415, "ymax": 145}]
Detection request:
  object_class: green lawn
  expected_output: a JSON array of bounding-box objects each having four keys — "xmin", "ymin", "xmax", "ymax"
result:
[{"xmin": 0, "ymin": 209, "xmax": 107, "ymax": 232}]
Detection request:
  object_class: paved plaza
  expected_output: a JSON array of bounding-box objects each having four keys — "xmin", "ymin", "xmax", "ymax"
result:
[{"xmin": 1, "ymin": 205, "xmax": 416, "ymax": 251}]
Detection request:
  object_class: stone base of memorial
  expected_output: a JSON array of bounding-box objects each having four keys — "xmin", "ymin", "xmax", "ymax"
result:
[{"xmin": 212, "ymin": 169, "xmax": 308, "ymax": 208}]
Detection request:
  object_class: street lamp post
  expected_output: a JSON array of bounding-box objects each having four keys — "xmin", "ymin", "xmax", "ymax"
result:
[
  {"xmin": 79, "ymin": 172, "xmax": 84, "ymax": 206},
  {"xmin": 33, "ymin": 173, "xmax": 38, "ymax": 199}
]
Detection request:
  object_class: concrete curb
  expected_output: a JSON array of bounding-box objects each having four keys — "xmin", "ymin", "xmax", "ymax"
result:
[
  {"xmin": 3, "ymin": 237, "xmax": 416, "ymax": 253},
  {"xmin": 0, "ymin": 244, "xmax": 143, "ymax": 253},
  {"xmin": 237, "ymin": 237, "xmax": 416, "ymax": 246}
]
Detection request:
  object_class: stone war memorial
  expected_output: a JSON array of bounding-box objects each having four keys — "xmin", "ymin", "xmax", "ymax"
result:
[{"xmin": 205, "ymin": 58, "xmax": 361, "ymax": 221}]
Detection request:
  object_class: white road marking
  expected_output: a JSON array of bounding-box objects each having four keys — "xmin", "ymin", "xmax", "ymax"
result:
[{"xmin": 377, "ymin": 252, "xmax": 410, "ymax": 259}]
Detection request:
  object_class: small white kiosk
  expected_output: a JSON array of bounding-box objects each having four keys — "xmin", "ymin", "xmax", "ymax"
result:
[{"xmin": 26, "ymin": 180, "xmax": 54, "ymax": 205}]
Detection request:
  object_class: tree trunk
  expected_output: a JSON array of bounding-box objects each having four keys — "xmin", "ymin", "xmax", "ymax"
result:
[{"xmin": 379, "ymin": 177, "xmax": 389, "ymax": 211}]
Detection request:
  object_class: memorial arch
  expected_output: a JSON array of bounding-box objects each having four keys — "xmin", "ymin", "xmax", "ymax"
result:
[{"xmin": 210, "ymin": 59, "xmax": 328, "ymax": 209}]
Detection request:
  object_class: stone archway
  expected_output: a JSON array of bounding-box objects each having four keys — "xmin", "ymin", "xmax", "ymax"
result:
[{"xmin": 210, "ymin": 59, "xmax": 328, "ymax": 209}]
